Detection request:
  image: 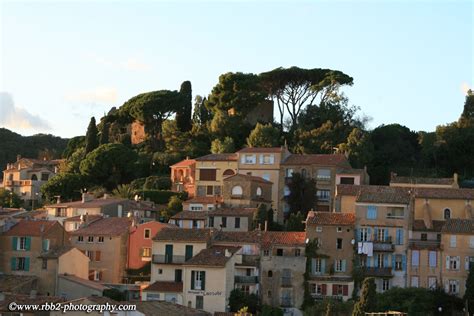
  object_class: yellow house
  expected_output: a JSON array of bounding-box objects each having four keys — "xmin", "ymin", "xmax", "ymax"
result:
[{"xmin": 194, "ymin": 154, "xmax": 238, "ymax": 197}]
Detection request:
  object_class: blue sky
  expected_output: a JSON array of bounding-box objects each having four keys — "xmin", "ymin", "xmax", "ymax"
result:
[{"xmin": 1, "ymin": 0, "xmax": 472, "ymax": 138}]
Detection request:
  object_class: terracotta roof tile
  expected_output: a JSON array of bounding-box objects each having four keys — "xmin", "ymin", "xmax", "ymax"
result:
[
  {"xmin": 306, "ymin": 211, "xmax": 355, "ymax": 226},
  {"xmin": 184, "ymin": 246, "xmax": 241, "ymax": 267},
  {"xmin": 0, "ymin": 275, "xmax": 37, "ymax": 293},
  {"xmin": 184, "ymin": 196, "xmax": 223, "ymax": 204},
  {"xmin": 412, "ymin": 220, "xmax": 446, "ymax": 232},
  {"xmin": 224, "ymin": 173, "xmax": 272, "ymax": 184},
  {"xmin": 45, "ymin": 198, "xmax": 127, "ymax": 209},
  {"xmin": 40, "ymin": 245, "xmax": 75, "ymax": 258},
  {"xmin": 171, "ymin": 159, "xmax": 196, "ymax": 168},
  {"xmin": 135, "ymin": 301, "xmax": 210, "ymax": 316},
  {"xmin": 213, "ymin": 231, "xmax": 262, "ymax": 244},
  {"xmin": 171, "ymin": 211, "xmax": 208, "ymax": 220},
  {"xmin": 237, "ymin": 147, "xmax": 285, "ymax": 153},
  {"xmin": 196, "ymin": 153, "xmax": 237, "ymax": 161},
  {"xmin": 58, "ymin": 274, "xmax": 109, "ymax": 291},
  {"xmin": 441, "ymin": 219, "xmax": 474, "ymax": 234},
  {"xmin": 262, "ymin": 231, "xmax": 306, "ymax": 247},
  {"xmin": 3, "ymin": 220, "xmax": 58, "ymax": 236},
  {"xmin": 144, "ymin": 281, "xmax": 183, "ymax": 292},
  {"xmin": 209, "ymin": 208, "xmax": 257, "ymax": 216},
  {"xmin": 336, "ymin": 184, "xmax": 363, "ymax": 196},
  {"xmin": 282, "ymin": 154, "xmax": 350, "ymax": 167},
  {"xmin": 356, "ymin": 185, "xmax": 410, "ymax": 204},
  {"xmin": 153, "ymin": 227, "xmax": 215, "ymax": 242},
  {"xmin": 70, "ymin": 217, "xmax": 132, "ymax": 236},
  {"xmin": 414, "ymin": 188, "xmax": 474, "ymax": 200},
  {"xmin": 391, "ymin": 174, "xmax": 454, "ymax": 185}
]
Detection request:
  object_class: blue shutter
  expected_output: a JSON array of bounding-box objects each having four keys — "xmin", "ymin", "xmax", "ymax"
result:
[
  {"xmin": 10, "ymin": 257, "xmax": 16, "ymax": 270},
  {"xmin": 342, "ymin": 260, "xmax": 347, "ymax": 272},
  {"xmin": 367, "ymin": 228, "xmax": 372, "ymax": 241},
  {"xmin": 321, "ymin": 259, "xmax": 326, "ymax": 274},
  {"xmin": 25, "ymin": 257, "xmax": 30, "ymax": 271},
  {"xmin": 42, "ymin": 239, "xmax": 48, "ymax": 251},
  {"xmin": 25, "ymin": 237, "xmax": 31, "ymax": 251},
  {"xmin": 12, "ymin": 237, "xmax": 18, "ymax": 250},
  {"xmin": 392, "ymin": 254, "xmax": 396, "ymax": 268},
  {"xmin": 366, "ymin": 256, "xmax": 371, "ymax": 267},
  {"xmin": 311, "ymin": 259, "xmax": 316, "ymax": 274},
  {"xmin": 399, "ymin": 230, "xmax": 404, "ymax": 245},
  {"xmin": 396, "ymin": 229, "xmax": 400, "ymax": 244},
  {"xmin": 384, "ymin": 229, "xmax": 388, "ymax": 242},
  {"xmin": 374, "ymin": 228, "xmax": 379, "ymax": 241},
  {"xmin": 402, "ymin": 255, "xmax": 407, "ymax": 271},
  {"xmin": 384, "ymin": 254, "xmax": 388, "ymax": 267},
  {"xmin": 374, "ymin": 255, "xmax": 379, "ymax": 268}
]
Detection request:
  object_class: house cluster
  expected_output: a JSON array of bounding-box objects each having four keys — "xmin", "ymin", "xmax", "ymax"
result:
[{"xmin": 0, "ymin": 148, "xmax": 472, "ymax": 315}]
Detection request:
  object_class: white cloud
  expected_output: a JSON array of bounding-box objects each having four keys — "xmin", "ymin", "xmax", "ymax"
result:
[
  {"xmin": 65, "ymin": 87, "xmax": 118, "ymax": 104},
  {"xmin": 461, "ymin": 82, "xmax": 472, "ymax": 95},
  {"xmin": 0, "ymin": 92, "xmax": 51, "ymax": 132},
  {"xmin": 85, "ymin": 53, "xmax": 150, "ymax": 72}
]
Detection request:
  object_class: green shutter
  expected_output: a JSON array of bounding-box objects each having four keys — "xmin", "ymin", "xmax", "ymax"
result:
[
  {"xmin": 191, "ymin": 271, "xmax": 195, "ymax": 289},
  {"xmin": 25, "ymin": 237, "xmax": 31, "ymax": 251},
  {"xmin": 342, "ymin": 260, "xmax": 347, "ymax": 272},
  {"xmin": 185, "ymin": 245, "xmax": 193, "ymax": 261},
  {"xmin": 25, "ymin": 257, "xmax": 30, "ymax": 271},
  {"xmin": 201, "ymin": 271, "xmax": 206, "ymax": 290},
  {"xmin": 42, "ymin": 239, "xmax": 48, "ymax": 251},
  {"xmin": 321, "ymin": 259, "xmax": 326, "ymax": 274},
  {"xmin": 12, "ymin": 237, "xmax": 18, "ymax": 250},
  {"xmin": 11, "ymin": 257, "xmax": 16, "ymax": 271}
]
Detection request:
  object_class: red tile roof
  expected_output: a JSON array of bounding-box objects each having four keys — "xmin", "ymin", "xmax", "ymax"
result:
[
  {"xmin": 441, "ymin": 219, "xmax": 474, "ymax": 234},
  {"xmin": 306, "ymin": 211, "xmax": 355, "ymax": 226},
  {"xmin": 171, "ymin": 159, "xmax": 196, "ymax": 168},
  {"xmin": 0, "ymin": 294, "xmax": 65, "ymax": 311},
  {"xmin": 356, "ymin": 185, "xmax": 410, "ymax": 204},
  {"xmin": 45, "ymin": 198, "xmax": 127, "ymax": 209},
  {"xmin": 414, "ymin": 187, "xmax": 474, "ymax": 200},
  {"xmin": 209, "ymin": 207, "xmax": 257, "ymax": 217},
  {"xmin": 213, "ymin": 231, "xmax": 262, "ymax": 244},
  {"xmin": 3, "ymin": 220, "xmax": 58, "ymax": 236},
  {"xmin": 391, "ymin": 174, "xmax": 454, "ymax": 185},
  {"xmin": 223, "ymin": 173, "xmax": 272, "ymax": 184},
  {"xmin": 237, "ymin": 147, "xmax": 286, "ymax": 153},
  {"xmin": 184, "ymin": 196, "xmax": 223, "ymax": 204},
  {"xmin": 153, "ymin": 227, "xmax": 215, "ymax": 242},
  {"xmin": 70, "ymin": 217, "xmax": 132, "ymax": 236},
  {"xmin": 282, "ymin": 154, "xmax": 350, "ymax": 167},
  {"xmin": 412, "ymin": 220, "xmax": 446, "ymax": 232},
  {"xmin": 171, "ymin": 211, "xmax": 208, "ymax": 220},
  {"xmin": 184, "ymin": 246, "xmax": 241, "ymax": 267},
  {"xmin": 144, "ymin": 281, "xmax": 183, "ymax": 293},
  {"xmin": 262, "ymin": 231, "xmax": 306, "ymax": 247},
  {"xmin": 59, "ymin": 274, "xmax": 109, "ymax": 291},
  {"xmin": 196, "ymin": 153, "xmax": 238, "ymax": 161},
  {"xmin": 336, "ymin": 184, "xmax": 361, "ymax": 196}
]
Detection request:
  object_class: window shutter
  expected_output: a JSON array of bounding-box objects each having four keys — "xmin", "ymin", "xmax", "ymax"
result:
[
  {"xmin": 321, "ymin": 259, "xmax": 326, "ymax": 274},
  {"xmin": 366, "ymin": 256, "xmax": 371, "ymax": 267},
  {"xmin": 25, "ymin": 237, "xmax": 31, "ymax": 251},
  {"xmin": 88, "ymin": 270, "xmax": 94, "ymax": 280},
  {"xmin": 367, "ymin": 228, "xmax": 372, "ymax": 241},
  {"xmin": 95, "ymin": 251, "xmax": 101, "ymax": 261},
  {"xmin": 456, "ymin": 256, "xmax": 460, "ymax": 269},
  {"xmin": 374, "ymin": 256, "xmax": 379, "ymax": 268},
  {"xmin": 402, "ymin": 255, "xmax": 406, "ymax": 271},
  {"xmin": 191, "ymin": 271, "xmax": 195, "ymax": 289},
  {"xmin": 446, "ymin": 256, "xmax": 450, "ymax": 270},
  {"xmin": 384, "ymin": 229, "xmax": 388, "ymax": 241},
  {"xmin": 465, "ymin": 257, "xmax": 470, "ymax": 270},
  {"xmin": 42, "ymin": 239, "xmax": 48, "ymax": 251},
  {"xmin": 240, "ymin": 155, "xmax": 245, "ymax": 163},
  {"xmin": 355, "ymin": 229, "xmax": 359, "ymax": 242},
  {"xmin": 392, "ymin": 254, "xmax": 396, "ymax": 269},
  {"xmin": 374, "ymin": 228, "xmax": 379, "ymax": 241},
  {"xmin": 99, "ymin": 271, "xmax": 103, "ymax": 280},
  {"xmin": 201, "ymin": 271, "xmax": 206, "ymax": 290},
  {"xmin": 259, "ymin": 155, "xmax": 263, "ymax": 164},
  {"xmin": 10, "ymin": 257, "xmax": 16, "ymax": 271},
  {"xmin": 342, "ymin": 260, "xmax": 347, "ymax": 272},
  {"xmin": 12, "ymin": 237, "xmax": 18, "ymax": 250},
  {"xmin": 25, "ymin": 257, "xmax": 30, "ymax": 271},
  {"xmin": 384, "ymin": 254, "xmax": 388, "ymax": 267},
  {"xmin": 399, "ymin": 229, "xmax": 404, "ymax": 245},
  {"xmin": 270, "ymin": 155, "xmax": 274, "ymax": 164},
  {"xmin": 332, "ymin": 284, "xmax": 337, "ymax": 295},
  {"xmin": 322, "ymin": 284, "xmax": 327, "ymax": 295},
  {"xmin": 343, "ymin": 285, "xmax": 349, "ymax": 296},
  {"xmin": 311, "ymin": 259, "xmax": 316, "ymax": 274}
]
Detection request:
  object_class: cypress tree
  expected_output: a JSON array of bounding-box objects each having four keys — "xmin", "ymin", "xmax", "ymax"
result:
[
  {"xmin": 176, "ymin": 81, "xmax": 192, "ymax": 132},
  {"xmin": 85, "ymin": 117, "xmax": 99, "ymax": 154},
  {"xmin": 461, "ymin": 90, "xmax": 474, "ymax": 120},
  {"xmin": 352, "ymin": 277, "xmax": 377, "ymax": 316},
  {"xmin": 99, "ymin": 122, "xmax": 110, "ymax": 145}
]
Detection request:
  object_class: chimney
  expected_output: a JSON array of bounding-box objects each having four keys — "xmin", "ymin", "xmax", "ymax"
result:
[
  {"xmin": 56, "ymin": 196, "xmax": 61, "ymax": 204},
  {"xmin": 103, "ymin": 193, "xmax": 109, "ymax": 200},
  {"xmin": 264, "ymin": 220, "xmax": 268, "ymax": 232},
  {"xmin": 29, "ymin": 290, "xmax": 37, "ymax": 299},
  {"xmin": 82, "ymin": 193, "xmax": 93, "ymax": 203},
  {"xmin": 453, "ymin": 173, "xmax": 459, "ymax": 187},
  {"xmin": 16, "ymin": 155, "xmax": 21, "ymax": 162},
  {"xmin": 186, "ymin": 156, "xmax": 190, "ymax": 160}
]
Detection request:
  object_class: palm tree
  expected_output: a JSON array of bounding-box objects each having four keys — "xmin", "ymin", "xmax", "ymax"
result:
[{"xmin": 112, "ymin": 184, "xmax": 134, "ymax": 199}]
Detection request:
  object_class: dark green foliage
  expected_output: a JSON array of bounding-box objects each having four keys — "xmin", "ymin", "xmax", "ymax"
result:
[
  {"xmin": 167, "ymin": 195, "xmax": 183, "ymax": 217},
  {"xmin": 261, "ymin": 305, "xmax": 284, "ymax": 316},
  {"xmin": 99, "ymin": 122, "xmax": 110, "ymax": 145},
  {"xmin": 247, "ymin": 123, "xmax": 281, "ymax": 148},
  {"xmin": 79, "ymin": 143, "xmax": 138, "ymax": 190},
  {"xmin": 211, "ymin": 137, "xmax": 235, "ymax": 154},
  {"xmin": 63, "ymin": 136, "xmax": 85, "ymax": 158},
  {"xmin": 176, "ymin": 81, "xmax": 193, "ymax": 132},
  {"xmin": 465, "ymin": 265, "xmax": 474, "ymax": 314},
  {"xmin": 103, "ymin": 288, "xmax": 126, "ymax": 301},
  {"xmin": 254, "ymin": 204, "xmax": 267, "ymax": 228},
  {"xmin": 287, "ymin": 172, "xmax": 316, "ymax": 217},
  {"xmin": 41, "ymin": 173, "xmax": 89, "ymax": 203},
  {"xmin": 352, "ymin": 277, "xmax": 376, "ymax": 316},
  {"xmin": 286, "ymin": 211, "xmax": 305, "ymax": 231},
  {"xmin": 228, "ymin": 289, "xmax": 259, "ymax": 313},
  {"xmin": 304, "ymin": 299, "xmax": 354, "ymax": 316},
  {"xmin": 192, "ymin": 96, "xmax": 212, "ymax": 125},
  {"xmin": 0, "ymin": 188, "xmax": 21, "ymax": 208},
  {"xmin": 143, "ymin": 176, "xmax": 171, "ymax": 190},
  {"xmin": 85, "ymin": 117, "xmax": 99, "ymax": 154},
  {"xmin": 137, "ymin": 190, "xmax": 187, "ymax": 205},
  {"xmin": 151, "ymin": 152, "xmax": 183, "ymax": 175},
  {"xmin": 461, "ymin": 90, "xmax": 474, "ymax": 120}
]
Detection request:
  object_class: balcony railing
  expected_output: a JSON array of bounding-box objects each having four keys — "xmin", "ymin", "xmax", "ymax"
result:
[
  {"xmin": 281, "ymin": 277, "xmax": 292, "ymax": 287},
  {"xmin": 234, "ymin": 276, "xmax": 258, "ymax": 284},
  {"xmin": 311, "ymin": 294, "xmax": 343, "ymax": 301},
  {"xmin": 408, "ymin": 239, "xmax": 441, "ymax": 249},
  {"xmin": 365, "ymin": 267, "xmax": 392, "ymax": 277},
  {"xmin": 152, "ymin": 255, "xmax": 186, "ymax": 264}
]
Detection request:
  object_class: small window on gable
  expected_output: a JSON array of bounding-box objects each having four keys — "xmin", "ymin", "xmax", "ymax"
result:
[
  {"xmin": 444, "ymin": 208, "xmax": 451, "ymax": 219},
  {"xmin": 316, "ymin": 226, "xmax": 323, "ymax": 232},
  {"xmin": 232, "ymin": 186, "xmax": 243, "ymax": 196},
  {"xmin": 256, "ymin": 187, "xmax": 262, "ymax": 197},
  {"xmin": 144, "ymin": 229, "xmax": 151, "ymax": 239}
]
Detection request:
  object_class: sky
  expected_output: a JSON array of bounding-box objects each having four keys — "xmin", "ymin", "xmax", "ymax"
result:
[{"xmin": 0, "ymin": 0, "xmax": 473, "ymax": 138}]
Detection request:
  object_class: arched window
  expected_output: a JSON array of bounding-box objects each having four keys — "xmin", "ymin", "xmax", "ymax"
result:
[
  {"xmin": 31, "ymin": 174, "xmax": 38, "ymax": 181},
  {"xmin": 256, "ymin": 187, "xmax": 262, "ymax": 197},
  {"xmin": 444, "ymin": 208, "xmax": 451, "ymax": 219},
  {"xmin": 232, "ymin": 186, "xmax": 243, "ymax": 196},
  {"xmin": 223, "ymin": 169, "xmax": 235, "ymax": 176},
  {"xmin": 268, "ymin": 270, "xmax": 273, "ymax": 278}
]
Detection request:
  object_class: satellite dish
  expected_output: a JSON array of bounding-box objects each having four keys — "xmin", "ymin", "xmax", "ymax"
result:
[{"xmin": 351, "ymin": 239, "xmax": 355, "ymax": 245}]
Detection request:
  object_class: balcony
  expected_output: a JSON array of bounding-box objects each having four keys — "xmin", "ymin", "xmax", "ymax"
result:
[
  {"xmin": 408, "ymin": 239, "xmax": 441, "ymax": 249},
  {"xmin": 234, "ymin": 276, "xmax": 258, "ymax": 284},
  {"xmin": 152, "ymin": 255, "xmax": 186, "ymax": 264},
  {"xmin": 281, "ymin": 277, "xmax": 292, "ymax": 287},
  {"xmin": 311, "ymin": 294, "xmax": 343, "ymax": 301},
  {"xmin": 241, "ymin": 255, "xmax": 260, "ymax": 266},
  {"xmin": 365, "ymin": 267, "xmax": 392, "ymax": 277},
  {"xmin": 372, "ymin": 236, "xmax": 395, "ymax": 252},
  {"xmin": 280, "ymin": 297, "xmax": 293, "ymax": 308}
]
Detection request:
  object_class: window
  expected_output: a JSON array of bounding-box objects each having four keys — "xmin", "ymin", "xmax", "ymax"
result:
[
  {"xmin": 312, "ymin": 258, "xmax": 323, "ymax": 274},
  {"xmin": 193, "ymin": 220, "xmax": 199, "ymax": 228},
  {"xmin": 301, "ymin": 169, "xmax": 307, "ymax": 178},
  {"xmin": 165, "ymin": 244, "xmax": 173, "ymax": 263},
  {"xmin": 316, "ymin": 190, "xmax": 330, "ymax": 201},
  {"xmin": 411, "ymin": 276, "xmax": 419, "ymax": 287},
  {"xmin": 206, "ymin": 186, "xmax": 213, "ymax": 195},
  {"xmin": 144, "ymin": 229, "xmax": 151, "ymax": 239},
  {"xmin": 147, "ymin": 293, "xmax": 160, "ymax": 301},
  {"xmin": 311, "ymin": 284, "xmax": 323, "ymax": 295},
  {"xmin": 382, "ymin": 279, "xmax": 390, "ymax": 291},
  {"xmin": 87, "ymin": 236, "xmax": 94, "ymax": 243},
  {"xmin": 221, "ymin": 217, "xmax": 227, "ymax": 228},
  {"xmin": 235, "ymin": 217, "xmax": 240, "ymax": 229},
  {"xmin": 78, "ymin": 236, "xmax": 84, "ymax": 243},
  {"xmin": 158, "ymin": 269, "xmax": 163, "ymax": 274},
  {"xmin": 316, "ymin": 226, "xmax": 323, "ymax": 232},
  {"xmin": 429, "ymin": 251, "xmax": 437, "ymax": 267},
  {"xmin": 444, "ymin": 208, "xmax": 451, "ymax": 219},
  {"xmin": 366, "ymin": 206, "xmax": 377, "ymax": 219},
  {"xmin": 41, "ymin": 173, "xmax": 49, "ymax": 181},
  {"xmin": 175, "ymin": 269, "xmax": 182, "ymax": 282},
  {"xmin": 337, "ymin": 227, "xmax": 342, "ymax": 232},
  {"xmin": 195, "ymin": 295, "xmax": 204, "ymax": 310},
  {"xmin": 42, "ymin": 239, "xmax": 50, "ymax": 251},
  {"xmin": 377, "ymin": 254, "xmax": 385, "ymax": 268},
  {"xmin": 285, "ymin": 168, "xmax": 294, "ymax": 178},
  {"xmin": 18, "ymin": 237, "xmax": 27, "ymax": 250},
  {"xmin": 448, "ymin": 256, "xmax": 460, "ymax": 270},
  {"xmin": 263, "ymin": 250, "xmax": 270, "ymax": 256},
  {"xmin": 317, "ymin": 169, "xmax": 331, "ymax": 180},
  {"xmin": 421, "ymin": 233, "xmax": 427, "ymax": 241},
  {"xmin": 199, "ymin": 169, "xmax": 217, "ymax": 181},
  {"xmin": 267, "ymin": 290, "xmax": 272, "ymax": 298},
  {"xmin": 340, "ymin": 177, "xmax": 355, "ymax": 185},
  {"xmin": 395, "ymin": 255, "xmax": 403, "ymax": 271},
  {"xmin": 31, "ymin": 174, "xmax": 38, "ymax": 181},
  {"xmin": 142, "ymin": 247, "xmax": 151, "ymax": 258},
  {"xmin": 283, "ymin": 185, "xmax": 290, "ymax": 196},
  {"xmin": 192, "ymin": 271, "xmax": 205, "ymax": 290},
  {"xmin": 98, "ymin": 236, "xmax": 104, "ymax": 243},
  {"xmin": 450, "ymin": 235, "xmax": 457, "ymax": 248},
  {"xmin": 470, "ymin": 236, "xmax": 474, "ymax": 248},
  {"xmin": 337, "ymin": 238, "xmax": 343, "ymax": 249},
  {"xmin": 209, "ymin": 217, "xmax": 214, "ymax": 227},
  {"xmin": 94, "ymin": 271, "xmax": 101, "ymax": 281},
  {"xmin": 377, "ymin": 228, "xmax": 386, "ymax": 242},
  {"xmin": 42, "ymin": 259, "xmax": 48, "ymax": 270},
  {"xmin": 295, "ymin": 249, "xmax": 301, "ymax": 257},
  {"xmin": 15, "ymin": 257, "xmax": 28, "ymax": 271},
  {"xmin": 428, "ymin": 277, "xmax": 437, "ymax": 289},
  {"xmin": 231, "ymin": 186, "xmax": 243, "ymax": 196},
  {"xmin": 448, "ymin": 280, "xmax": 459, "ymax": 294},
  {"xmin": 360, "ymin": 228, "xmax": 369, "ymax": 242},
  {"xmin": 197, "ymin": 186, "xmax": 206, "ymax": 196},
  {"xmin": 387, "ymin": 207, "xmax": 405, "ymax": 218},
  {"xmin": 86, "ymin": 250, "xmax": 94, "ymax": 261},
  {"xmin": 191, "ymin": 205, "xmax": 204, "ymax": 211},
  {"xmin": 396, "ymin": 229, "xmax": 404, "ymax": 245},
  {"xmin": 277, "ymin": 249, "xmax": 283, "ymax": 256},
  {"xmin": 243, "ymin": 154, "xmax": 256, "ymax": 164},
  {"xmin": 335, "ymin": 259, "xmax": 346, "ymax": 272},
  {"xmin": 268, "ymin": 270, "xmax": 273, "ymax": 278},
  {"xmin": 223, "ymin": 169, "xmax": 235, "ymax": 176},
  {"xmin": 261, "ymin": 154, "xmax": 274, "ymax": 165},
  {"xmin": 256, "ymin": 187, "xmax": 262, "ymax": 197},
  {"xmin": 240, "ymin": 285, "xmax": 250, "ymax": 295},
  {"xmin": 412, "ymin": 250, "xmax": 420, "ymax": 266}
]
